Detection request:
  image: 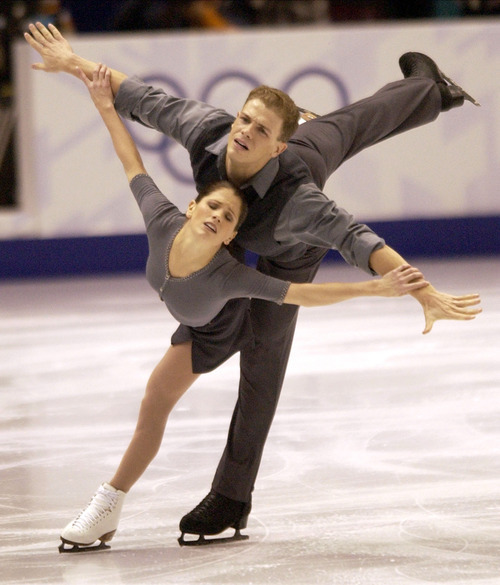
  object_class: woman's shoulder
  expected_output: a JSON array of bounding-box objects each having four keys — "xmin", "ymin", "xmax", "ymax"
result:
[{"xmin": 129, "ymin": 173, "xmax": 185, "ymax": 228}]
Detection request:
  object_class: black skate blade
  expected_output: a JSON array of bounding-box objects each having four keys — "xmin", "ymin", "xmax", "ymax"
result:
[
  {"xmin": 438, "ymin": 69, "xmax": 481, "ymax": 106},
  {"xmin": 178, "ymin": 528, "xmax": 249, "ymax": 547},
  {"xmin": 58, "ymin": 539, "xmax": 111, "ymax": 553}
]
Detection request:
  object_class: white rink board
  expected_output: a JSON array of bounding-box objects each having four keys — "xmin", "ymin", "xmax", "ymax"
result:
[{"xmin": 5, "ymin": 19, "xmax": 500, "ymax": 239}]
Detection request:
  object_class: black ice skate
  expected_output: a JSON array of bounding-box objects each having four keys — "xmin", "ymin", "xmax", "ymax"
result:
[
  {"xmin": 178, "ymin": 490, "xmax": 251, "ymax": 546},
  {"xmin": 399, "ymin": 52, "xmax": 480, "ymax": 111}
]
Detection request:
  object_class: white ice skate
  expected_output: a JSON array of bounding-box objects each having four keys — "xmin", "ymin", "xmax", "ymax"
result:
[
  {"xmin": 59, "ymin": 482, "xmax": 126, "ymax": 553},
  {"xmin": 298, "ymin": 106, "xmax": 319, "ymax": 124}
]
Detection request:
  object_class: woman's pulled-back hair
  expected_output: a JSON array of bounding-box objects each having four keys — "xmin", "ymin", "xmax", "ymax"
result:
[
  {"xmin": 196, "ymin": 181, "xmax": 248, "ymax": 229},
  {"xmin": 244, "ymin": 85, "xmax": 300, "ymax": 143}
]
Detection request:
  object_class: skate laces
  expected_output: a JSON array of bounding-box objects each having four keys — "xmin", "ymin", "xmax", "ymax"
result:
[
  {"xmin": 71, "ymin": 486, "xmax": 118, "ymax": 531},
  {"xmin": 194, "ymin": 493, "xmax": 220, "ymax": 518},
  {"xmin": 193, "ymin": 492, "xmax": 239, "ymax": 522}
]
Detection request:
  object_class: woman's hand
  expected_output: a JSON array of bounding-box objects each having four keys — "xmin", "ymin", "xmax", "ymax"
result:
[
  {"xmin": 77, "ymin": 64, "xmax": 114, "ymax": 112},
  {"xmin": 377, "ymin": 264, "xmax": 429, "ymax": 297}
]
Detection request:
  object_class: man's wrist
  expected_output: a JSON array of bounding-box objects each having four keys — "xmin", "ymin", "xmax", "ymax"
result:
[
  {"xmin": 66, "ymin": 53, "xmax": 88, "ymax": 76},
  {"xmin": 410, "ymin": 283, "xmax": 433, "ymax": 300}
]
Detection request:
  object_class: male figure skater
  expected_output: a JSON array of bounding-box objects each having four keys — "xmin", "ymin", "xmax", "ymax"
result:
[{"xmin": 25, "ymin": 22, "xmax": 480, "ymax": 546}]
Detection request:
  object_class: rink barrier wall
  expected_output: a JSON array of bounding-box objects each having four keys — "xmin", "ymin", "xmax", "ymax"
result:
[
  {"xmin": 1, "ymin": 215, "xmax": 498, "ymax": 279},
  {"xmin": 4, "ymin": 20, "xmax": 499, "ymax": 242}
]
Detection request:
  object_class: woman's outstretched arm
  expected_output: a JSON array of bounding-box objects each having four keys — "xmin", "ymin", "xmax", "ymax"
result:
[
  {"xmin": 78, "ymin": 64, "xmax": 146, "ymax": 181},
  {"xmin": 284, "ymin": 263, "xmax": 481, "ymax": 332},
  {"xmin": 284, "ymin": 264, "xmax": 428, "ymax": 307}
]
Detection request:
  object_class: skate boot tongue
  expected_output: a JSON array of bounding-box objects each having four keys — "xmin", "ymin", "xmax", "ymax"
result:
[{"xmin": 72, "ymin": 487, "xmax": 119, "ymax": 532}]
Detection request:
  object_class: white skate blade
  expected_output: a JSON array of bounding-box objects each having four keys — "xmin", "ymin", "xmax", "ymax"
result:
[
  {"xmin": 298, "ymin": 107, "xmax": 319, "ymax": 124},
  {"xmin": 59, "ymin": 538, "xmax": 111, "ymax": 553}
]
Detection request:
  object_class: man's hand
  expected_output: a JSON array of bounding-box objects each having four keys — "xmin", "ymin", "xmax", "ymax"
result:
[
  {"xmin": 368, "ymin": 245, "xmax": 482, "ymax": 334},
  {"xmin": 24, "ymin": 22, "xmax": 74, "ymax": 74},
  {"xmin": 417, "ymin": 286, "xmax": 482, "ymax": 334},
  {"xmin": 24, "ymin": 22, "xmax": 128, "ymax": 92}
]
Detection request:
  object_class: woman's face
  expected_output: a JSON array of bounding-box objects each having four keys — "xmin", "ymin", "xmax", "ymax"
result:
[{"xmin": 186, "ymin": 186, "xmax": 243, "ymax": 247}]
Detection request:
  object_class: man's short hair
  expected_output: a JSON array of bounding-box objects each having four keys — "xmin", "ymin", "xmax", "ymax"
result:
[{"xmin": 244, "ymin": 85, "xmax": 300, "ymax": 143}]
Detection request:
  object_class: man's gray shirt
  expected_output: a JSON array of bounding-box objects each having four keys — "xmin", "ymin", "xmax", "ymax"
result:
[{"xmin": 115, "ymin": 77, "xmax": 385, "ymax": 275}]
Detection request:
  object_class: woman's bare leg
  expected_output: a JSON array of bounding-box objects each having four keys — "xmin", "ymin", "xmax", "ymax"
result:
[{"xmin": 110, "ymin": 342, "xmax": 199, "ymax": 493}]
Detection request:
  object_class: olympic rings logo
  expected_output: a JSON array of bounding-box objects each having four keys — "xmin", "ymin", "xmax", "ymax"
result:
[{"xmin": 127, "ymin": 67, "xmax": 349, "ymax": 185}]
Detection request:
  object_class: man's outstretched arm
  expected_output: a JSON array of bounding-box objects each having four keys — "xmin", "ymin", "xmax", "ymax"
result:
[
  {"xmin": 369, "ymin": 245, "xmax": 482, "ymax": 334},
  {"xmin": 24, "ymin": 22, "xmax": 127, "ymax": 96}
]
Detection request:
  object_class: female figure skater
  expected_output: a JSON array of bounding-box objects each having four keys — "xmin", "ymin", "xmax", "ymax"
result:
[{"xmin": 57, "ymin": 64, "xmax": 462, "ymax": 551}]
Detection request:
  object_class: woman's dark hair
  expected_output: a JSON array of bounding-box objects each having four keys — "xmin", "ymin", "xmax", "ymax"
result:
[{"xmin": 195, "ymin": 181, "xmax": 248, "ymax": 229}]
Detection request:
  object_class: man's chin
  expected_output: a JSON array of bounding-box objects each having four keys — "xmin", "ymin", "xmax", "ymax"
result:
[{"xmin": 227, "ymin": 146, "xmax": 248, "ymax": 162}]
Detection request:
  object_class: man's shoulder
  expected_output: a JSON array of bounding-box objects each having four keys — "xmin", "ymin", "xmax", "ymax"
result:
[{"xmin": 274, "ymin": 149, "xmax": 315, "ymax": 187}]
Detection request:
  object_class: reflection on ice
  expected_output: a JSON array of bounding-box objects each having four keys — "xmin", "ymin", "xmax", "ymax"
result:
[{"xmin": 1, "ymin": 258, "xmax": 499, "ymax": 584}]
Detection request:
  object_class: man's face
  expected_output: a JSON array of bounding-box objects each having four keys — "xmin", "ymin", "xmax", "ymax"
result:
[{"xmin": 226, "ymin": 98, "xmax": 287, "ymax": 173}]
